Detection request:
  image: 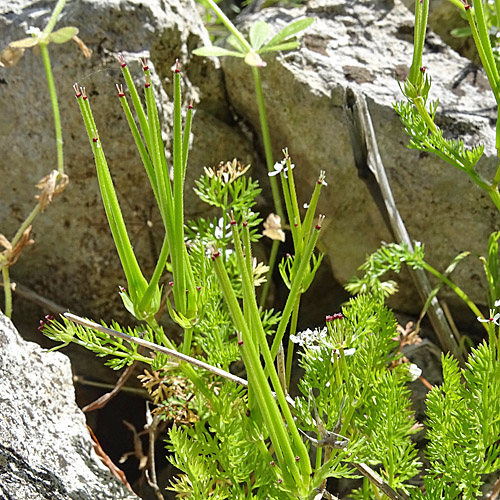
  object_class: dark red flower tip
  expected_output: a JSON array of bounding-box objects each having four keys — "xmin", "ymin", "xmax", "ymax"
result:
[
  {"xmin": 238, "ymin": 340, "xmax": 244, "ymax": 346},
  {"xmin": 185, "ymin": 289, "xmax": 189, "ymax": 294},
  {"xmin": 118, "ymin": 53, "xmax": 127, "ymax": 68},
  {"xmin": 278, "ymin": 478, "xmax": 283, "ymax": 484},
  {"xmin": 294, "ymin": 223, "xmax": 298, "ymax": 227},
  {"xmin": 175, "ymin": 59, "xmax": 180, "ymax": 74},
  {"xmin": 286, "ymin": 253, "xmax": 292, "ymax": 258},
  {"xmin": 82, "ymin": 95, "xmax": 88, "ymax": 100},
  {"xmin": 169, "ymin": 281, "xmax": 174, "ymax": 286},
  {"xmin": 118, "ymin": 285, "xmax": 125, "ymax": 292},
  {"xmin": 270, "ymin": 461, "xmax": 275, "ymax": 467},
  {"xmin": 246, "ymin": 408, "xmax": 251, "ymax": 417},
  {"xmin": 326, "ymin": 312, "xmax": 344, "ymax": 322},
  {"xmin": 242, "ymin": 221, "xmax": 248, "ymax": 227},
  {"xmin": 465, "ymin": 3, "xmax": 470, "ymax": 10},
  {"xmin": 213, "ymin": 251, "xmax": 220, "ymax": 259},
  {"xmin": 230, "ymin": 220, "xmax": 237, "ymax": 226},
  {"xmin": 420, "ymin": 66, "xmax": 426, "ymax": 73},
  {"xmin": 315, "ymin": 224, "xmax": 321, "ymax": 230},
  {"xmin": 92, "ymin": 137, "xmax": 98, "ymax": 143},
  {"xmin": 73, "ymin": 83, "xmax": 82, "ymax": 98},
  {"xmin": 145, "ymin": 82, "xmax": 151, "ymax": 88},
  {"xmin": 295, "ymin": 456, "xmax": 300, "ymax": 462},
  {"xmin": 45, "ymin": 314, "xmax": 55, "ymax": 322},
  {"xmin": 196, "ymin": 286, "xmax": 201, "ymax": 291}
]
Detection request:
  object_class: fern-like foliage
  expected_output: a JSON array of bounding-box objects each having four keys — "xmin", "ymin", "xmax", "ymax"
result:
[
  {"xmin": 42, "ymin": 316, "xmax": 156, "ymax": 370},
  {"xmin": 394, "ymin": 100, "xmax": 484, "ymax": 174},
  {"xmin": 166, "ymin": 383, "xmax": 281, "ymax": 499},
  {"xmin": 345, "ymin": 241, "xmax": 426, "ymax": 301},
  {"xmin": 294, "ymin": 295, "xmax": 421, "ymax": 492},
  {"xmin": 425, "ymin": 344, "xmax": 500, "ymax": 499}
]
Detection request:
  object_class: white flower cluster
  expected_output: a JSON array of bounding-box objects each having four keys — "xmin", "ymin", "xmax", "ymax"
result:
[
  {"xmin": 290, "ymin": 327, "xmax": 356, "ymax": 359},
  {"xmin": 289, "ymin": 327, "xmax": 328, "ymax": 350}
]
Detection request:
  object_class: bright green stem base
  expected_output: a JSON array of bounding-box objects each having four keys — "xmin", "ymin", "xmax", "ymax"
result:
[{"xmin": 2, "ymin": 267, "xmax": 12, "ymax": 318}]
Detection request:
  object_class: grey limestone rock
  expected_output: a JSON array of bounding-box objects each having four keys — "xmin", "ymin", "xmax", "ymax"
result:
[
  {"xmin": 223, "ymin": 0, "xmax": 498, "ymax": 316},
  {"xmin": 0, "ymin": 312, "xmax": 139, "ymax": 500}
]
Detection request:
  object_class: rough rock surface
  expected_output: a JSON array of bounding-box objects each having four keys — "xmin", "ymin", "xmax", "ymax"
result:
[
  {"xmin": 0, "ymin": 312, "xmax": 139, "ymax": 500},
  {"xmin": 0, "ymin": 0, "xmax": 257, "ymax": 324},
  {"xmin": 223, "ymin": 0, "xmax": 498, "ymax": 316}
]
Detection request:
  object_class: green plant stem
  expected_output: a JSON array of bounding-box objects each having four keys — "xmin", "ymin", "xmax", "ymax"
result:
[
  {"xmin": 42, "ymin": 0, "xmax": 67, "ymax": 36},
  {"xmin": 271, "ymin": 225, "xmax": 321, "ymax": 359},
  {"xmin": 471, "ymin": 0, "xmax": 500, "ymax": 92},
  {"xmin": 40, "ymin": 44, "xmax": 64, "ymax": 174},
  {"xmin": 11, "ymin": 204, "xmax": 41, "ymax": 247},
  {"xmin": 252, "ymin": 65, "xmax": 286, "ymax": 308},
  {"xmin": 421, "ymin": 261, "xmax": 486, "ymax": 331},
  {"xmin": 211, "ymin": 253, "xmax": 305, "ymax": 489},
  {"xmin": 409, "ymin": 0, "xmax": 429, "ymax": 83},
  {"xmin": 251, "ymin": 66, "xmax": 284, "ymax": 222},
  {"xmin": 413, "ymin": 97, "xmax": 438, "ymax": 134},
  {"xmin": 2, "ymin": 266, "xmax": 12, "ymax": 318},
  {"xmin": 259, "ymin": 238, "xmax": 279, "ymax": 306},
  {"xmin": 285, "ymin": 295, "xmax": 300, "ymax": 390},
  {"xmin": 202, "ymin": 0, "xmax": 252, "ymax": 52},
  {"xmin": 487, "ymin": 184, "xmax": 500, "ymax": 213}
]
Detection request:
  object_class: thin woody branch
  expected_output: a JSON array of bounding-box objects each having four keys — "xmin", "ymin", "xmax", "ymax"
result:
[{"xmin": 64, "ymin": 312, "xmax": 248, "ymax": 387}]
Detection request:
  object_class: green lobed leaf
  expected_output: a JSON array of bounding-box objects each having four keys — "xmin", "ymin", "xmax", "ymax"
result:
[
  {"xmin": 193, "ymin": 46, "xmax": 244, "ymax": 58},
  {"xmin": 259, "ymin": 41, "xmax": 299, "ymax": 53},
  {"xmin": 265, "ymin": 18, "xmax": 314, "ymax": 48},
  {"xmin": 249, "ymin": 21, "xmax": 270, "ymax": 51},
  {"xmin": 49, "ymin": 26, "xmax": 79, "ymax": 44}
]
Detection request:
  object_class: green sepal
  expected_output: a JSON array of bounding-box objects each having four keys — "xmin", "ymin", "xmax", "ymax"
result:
[{"xmin": 167, "ymin": 299, "xmax": 195, "ymax": 329}]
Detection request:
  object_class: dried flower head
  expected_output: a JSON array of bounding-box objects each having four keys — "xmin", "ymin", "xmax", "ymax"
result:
[
  {"xmin": 204, "ymin": 158, "xmax": 251, "ymax": 185},
  {"xmin": 35, "ymin": 169, "xmax": 69, "ymax": 211}
]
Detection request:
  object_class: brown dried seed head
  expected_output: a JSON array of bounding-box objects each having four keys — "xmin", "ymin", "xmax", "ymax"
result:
[{"xmin": 35, "ymin": 170, "xmax": 69, "ymax": 211}]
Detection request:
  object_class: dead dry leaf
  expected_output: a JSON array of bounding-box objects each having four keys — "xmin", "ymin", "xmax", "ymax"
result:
[
  {"xmin": 87, "ymin": 425, "xmax": 134, "ymax": 492},
  {"xmin": 73, "ymin": 35, "xmax": 92, "ymax": 59},
  {"xmin": 0, "ymin": 45, "xmax": 26, "ymax": 67},
  {"xmin": 1, "ymin": 227, "xmax": 34, "ymax": 267}
]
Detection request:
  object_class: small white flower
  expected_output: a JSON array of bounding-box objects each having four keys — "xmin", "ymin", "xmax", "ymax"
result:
[
  {"xmin": 210, "ymin": 217, "xmax": 231, "ymax": 240},
  {"xmin": 268, "ymin": 161, "xmax": 284, "ymax": 177},
  {"xmin": 495, "ymin": 299, "xmax": 500, "ymax": 307},
  {"xmin": 27, "ymin": 26, "xmax": 41, "ymax": 36},
  {"xmin": 477, "ymin": 312, "xmax": 500, "ymax": 326},
  {"xmin": 268, "ymin": 160, "xmax": 295, "ymax": 178},
  {"xmin": 303, "ymin": 203, "xmax": 310, "ymax": 209},
  {"xmin": 407, "ymin": 363, "xmax": 422, "ymax": 382}
]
